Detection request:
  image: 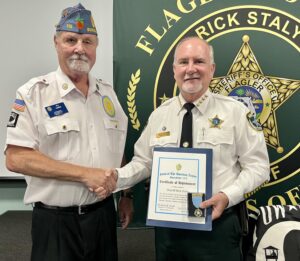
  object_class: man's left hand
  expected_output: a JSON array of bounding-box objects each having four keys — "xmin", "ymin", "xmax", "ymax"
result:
[
  {"xmin": 118, "ymin": 197, "xmax": 134, "ymax": 229},
  {"xmin": 200, "ymin": 192, "xmax": 229, "ymax": 220}
]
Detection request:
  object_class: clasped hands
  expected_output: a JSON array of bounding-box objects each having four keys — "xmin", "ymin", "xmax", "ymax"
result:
[{"xmin": 85, "ymin": 168, "xmax": 117, "ymax": 200}]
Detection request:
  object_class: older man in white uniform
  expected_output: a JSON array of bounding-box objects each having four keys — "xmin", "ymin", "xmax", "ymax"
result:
[{"xmin": 5, "ymin": 4, "xmax": 129, "ymax": 261}]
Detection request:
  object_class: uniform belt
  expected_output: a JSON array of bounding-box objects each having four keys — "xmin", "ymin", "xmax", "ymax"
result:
[{"xmin": 34, "ymin": 196, "xmax": 112, "ymax": 215}]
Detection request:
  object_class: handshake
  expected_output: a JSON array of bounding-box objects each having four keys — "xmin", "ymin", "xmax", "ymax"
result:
[{"xmin": 84, "ymin": 168, "xmax": 118, "ymax": 200}]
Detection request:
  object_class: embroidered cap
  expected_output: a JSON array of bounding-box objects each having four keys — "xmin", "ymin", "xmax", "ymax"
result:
[{"xmin": 56, "ymin": 3, "xmax": 97, "ymax": 35}]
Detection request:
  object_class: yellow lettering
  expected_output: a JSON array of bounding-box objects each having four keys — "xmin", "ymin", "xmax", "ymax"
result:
[
  {"xmin": 268, "ymin": 16, "xmax": 281, "ymax": 30},
  {"xmin": 177, "ymin": 0, "xmax": 197, "ymax": 13},
  {"xmin": 200, "ymin": 0, "xmax": 213, "ymax": 5},
  {"xmin": 227, "ymin": 12, "xmax": 240, "ymax": 27},
  {"xmin": 145, "ymin": 25, "xmax": 167, "ymax": 41},
  {"xmin": 247, "ymin": 11, "xmax": 258, "ymax": 25},
  {"xmin": 285, "ymin": 187, "xmax": 300, "ymax": 205},
  {"xmin": 214, "ymin": 17, "xmax": 225, "ymax": 30},
  {"xmin": 246, "ymin": 199, "xmax": 259, "ymax": 215},
  {"xmin": 195, "ymin": 26, "xmax": 210, "ymax": 38},
  {"xmin": 281, "ymin": 20, "xmax": 291, "ymax": 35},
  {"xmin": 135, "ymin": 35, "xmax": 154, "ymax": 55},
  {"xmin": 270, "ymin": 165, "xmax": 280, "ymax": 180},
  {"xmin": 261, "ymin": 12, "xmax": 272, "ymax": 26},
  {"xmin": 293, "ymin": 24, "xmax": 300, "ymax": 39},
  {"xmin": 163, "ymin": 9, "xmax": 181, "ymax": 29},
  {"xmin": 207, "ymin": 21, "xmax": 215, "ymax": 33},
  {"xmin": 268, "ymin": 195, "xmax": 286, "ymax": 205}
]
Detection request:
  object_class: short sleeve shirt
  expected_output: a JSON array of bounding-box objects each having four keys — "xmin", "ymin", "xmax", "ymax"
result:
[{"xmin": 6, "ymin": 67, "xmax": 128, "ymax": 206}]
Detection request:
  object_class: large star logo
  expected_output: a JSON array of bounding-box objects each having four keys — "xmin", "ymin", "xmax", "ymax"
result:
[{"xmin": 210, "ymin": 35, "xmax": 300, "ymax": 153}]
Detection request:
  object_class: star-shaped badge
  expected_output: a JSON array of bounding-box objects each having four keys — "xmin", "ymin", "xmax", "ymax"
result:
[
  {"xmin": 209, "ymin": 35, "xmax": 299, "ymax": 153},
  {"xmin": 209, "ymin": 115, "xmax": 224, "ymax": 129}
]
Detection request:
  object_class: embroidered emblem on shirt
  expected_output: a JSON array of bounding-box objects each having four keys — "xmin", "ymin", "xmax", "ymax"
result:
[
  {"xmin": 247, "ymin": 112, "xmax": 263, "ymax": 131},
  {"xmin": 102, "ymin": 96, "xmax": 115, "ymax": 117},
  {"xmin": 209, "ymin": 115, "xmax": 224, "ymax": 129},
  {"xmin": 7, "ymin": 112, "xmax": 19, "ymax": 127},
  {"xmin": 45, "ymin": 102, "xmax": 69, "ymax": 118},
  {"xmin": 156, "ymin": 131, "xmax": 170, "ymax": 138},
  {"xmin": 13, "ymin": 99, "xmax": 26, "ymax": 112}
]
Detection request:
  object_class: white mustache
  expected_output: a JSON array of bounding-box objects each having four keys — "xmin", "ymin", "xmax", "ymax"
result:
[{"xmin": 69, "ymin": 54, "xmax": 89, "ymax": 62}]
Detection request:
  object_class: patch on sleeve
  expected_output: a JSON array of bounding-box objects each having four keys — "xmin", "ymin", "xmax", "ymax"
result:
[
  {"xmin": 7, "ymin": 112, "xmax": 19, "ymax": 128},
  {"xmin": 13, "ymin": 99, "xmax": 26, "ymax": 112},
  {"xmin": 247, "ymin": 112, "xmax": 262, "ymax": 131}
]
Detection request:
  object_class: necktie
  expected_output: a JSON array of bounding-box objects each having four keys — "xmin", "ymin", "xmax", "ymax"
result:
[{"xmin": 180, "ymin": 103, "xmax": 195, "ymax": 148}]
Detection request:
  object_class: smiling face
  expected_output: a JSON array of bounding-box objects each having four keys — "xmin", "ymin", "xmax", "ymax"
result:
[
  {"xmin": 173, "ymin": 37, "xmax": 215, "ymax": 101},
  {"xmin": 54, "ymin": 31, "xmax": 98, "ymax": 78}
]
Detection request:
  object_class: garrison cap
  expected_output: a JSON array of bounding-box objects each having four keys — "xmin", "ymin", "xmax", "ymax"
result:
[{"xmin": 56, "ymin": 3, "xmax": 97, "ymax": 35}]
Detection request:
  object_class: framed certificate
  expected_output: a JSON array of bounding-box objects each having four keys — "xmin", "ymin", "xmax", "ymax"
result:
[{"xmin": 146, "ymin": 147, "xmax": 213, "ymax": 231}]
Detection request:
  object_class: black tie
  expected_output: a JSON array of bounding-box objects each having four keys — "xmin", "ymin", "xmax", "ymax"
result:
[{"xmin": 180, "ymin": 103, "xmax": 195, "ymax": 148}]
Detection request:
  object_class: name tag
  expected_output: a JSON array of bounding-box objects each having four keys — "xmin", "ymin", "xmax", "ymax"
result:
[
  {"xmin": 156, "ymin": 131, "xmax": 170, "ymax": 138},
  {"xmin": 45, "ymin": 102, "xmax": 68, "ymax": 118}
]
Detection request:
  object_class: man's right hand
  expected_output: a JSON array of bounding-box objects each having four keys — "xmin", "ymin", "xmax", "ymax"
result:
[{"xmin": 85, "ymin": 168, "xmax": 117, "ymax": 199}]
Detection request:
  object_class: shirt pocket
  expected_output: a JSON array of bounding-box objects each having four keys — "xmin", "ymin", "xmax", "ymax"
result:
[
  {"xmin": 196, "ymin": 129, "xmax": 234, "ymax": 165},
  {"xmin": 149, "ymin": 133, "xmax": 178, "ymax": 148},
  {"xmin": 43, "ymin": 118, "xmax": 80, "ymax": 161},
  {"xmin": 103, "ymin": 118, "xmax": 127, "ymax": 153}
]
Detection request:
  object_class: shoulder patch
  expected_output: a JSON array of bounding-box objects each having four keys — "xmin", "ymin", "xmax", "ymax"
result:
[
  {"xmin": 247, "ymin": 112, "xmax": 263, "ymax": 131},
  {"xmin": 13, "ymin": 99, "xmax": 26, "ymax": 112},
  {"xmin": 7, "ymin": 112, "xmax": 19, "ymax": 128}
]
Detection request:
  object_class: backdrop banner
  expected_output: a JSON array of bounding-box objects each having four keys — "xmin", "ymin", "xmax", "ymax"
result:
[{"xmin": 113, "ymin": 0, "xmax": 300, "ymax": 238}]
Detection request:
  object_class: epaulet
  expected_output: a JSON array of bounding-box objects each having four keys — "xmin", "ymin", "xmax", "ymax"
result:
[
  {"xmin": 157, "ymin": 96, "xmax": 177, "ymax": 108},
  {"xmin": 212, "ymin": 92, "xmax": 236, "ymax": 102},
  {"xmin": 96, "ymin": 78, "xmax": 112, "ymax": 88},
  {"xmin": 19, "ymin": 73, "xmax": 54, "ymax": 98}
]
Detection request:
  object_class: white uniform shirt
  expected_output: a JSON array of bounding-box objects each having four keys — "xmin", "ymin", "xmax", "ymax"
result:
[
  {"xmin": 6, "ymin": 67, "xmax": 128, "ymax": 206},
  {"xmin": 117, "ymin": 90, "xmax": 269, "ymax": 207}
]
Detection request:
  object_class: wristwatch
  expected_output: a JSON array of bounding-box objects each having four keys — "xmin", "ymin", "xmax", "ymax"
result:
[{"xmin": 120, "ymin": 190, "xmax": 134, "ymax": 199}]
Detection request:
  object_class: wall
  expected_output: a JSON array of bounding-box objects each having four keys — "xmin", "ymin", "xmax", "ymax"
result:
[{"xmin": 0, "ymin": 0, "xmax": 113, "ymax": 214}]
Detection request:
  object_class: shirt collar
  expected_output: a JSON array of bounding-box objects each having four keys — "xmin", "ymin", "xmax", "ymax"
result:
[
  {"xmin": 56, "ymin": 67, "xmax": 98, "ymax": 97},
  {"xmin": 178, "ymin": 89, "xmax": 211, "ymax": 114},
  {"xmin": 194, "ymin": 89, "xmax": 211, "ymax": 114},
  {"xmin": 56, "ymin": 67, "xmax": 76, "ymax": 97}
]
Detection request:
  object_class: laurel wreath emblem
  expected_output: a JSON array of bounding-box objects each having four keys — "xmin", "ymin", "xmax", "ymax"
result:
[{"xmin": 127, "ymin": 69, "xmax": 141, "ymax": 131}]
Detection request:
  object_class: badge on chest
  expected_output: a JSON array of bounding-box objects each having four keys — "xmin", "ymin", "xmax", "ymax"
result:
[{"xmin": 45, "ymin": 102, "xmax": 69, "ymax": 118}]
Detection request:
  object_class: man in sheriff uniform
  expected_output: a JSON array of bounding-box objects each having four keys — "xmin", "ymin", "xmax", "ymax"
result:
[
  {"xmin": 5, "ymin": 4, "xmax": 131, "ymax": 261},
  {"xmin": 110, "ymin": 37, "xmax": 270, "ymax": 260}
]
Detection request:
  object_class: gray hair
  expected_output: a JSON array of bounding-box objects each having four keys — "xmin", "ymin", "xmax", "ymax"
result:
[
  {"xmin": 173, "ymin": 36, "xmax": 215, "ymax": 65},
  {"xmin": 54, "ymin": 31, "xmax": 99, "ymax": 45}
]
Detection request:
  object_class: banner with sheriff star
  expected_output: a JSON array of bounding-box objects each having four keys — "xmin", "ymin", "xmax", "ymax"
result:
[{"xmin": 113, "ymin": 0, "xmax": 300, "ymax": 228}]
